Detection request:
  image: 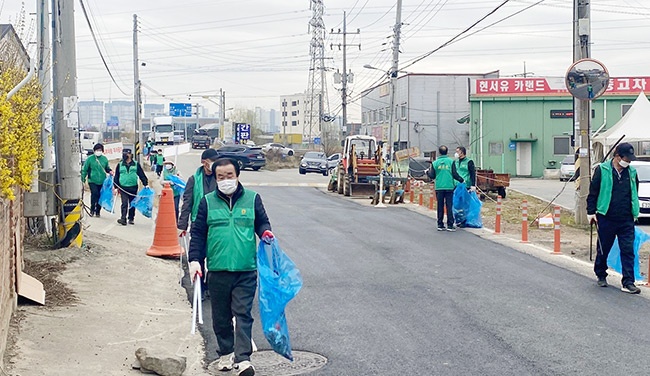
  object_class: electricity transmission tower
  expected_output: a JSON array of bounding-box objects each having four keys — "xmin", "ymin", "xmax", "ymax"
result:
[{"xmin": 304, "ymin": 0, "xmax": 330, "ymax": 148}]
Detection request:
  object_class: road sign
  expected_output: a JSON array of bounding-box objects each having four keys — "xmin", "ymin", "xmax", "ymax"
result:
[
  {"xmin": 509, "ymin": 142, "xmax": 516, "ymax": 151},
  {"xmin": 169, "ymin": 103, "xmax": 192, "ymax": 117},
  {"xmin": 235, "ymin": 123, "xmax": 251, "ymax": 142},
  {"xmin": 313, "ymin": 137, "xmax": 321, "ymax": 145},
  {"xmin": 106, "ymin": 116, "xmax": 119, "ymax": 128}
]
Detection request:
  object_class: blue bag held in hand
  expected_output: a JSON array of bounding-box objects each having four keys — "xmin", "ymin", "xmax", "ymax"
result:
[
  {"xmin": 257, "ymin": 238, "xmax": 303, "ymax": 361},
  {"xmin": 131, "ymin": 187, "xmax": 155, "ymax": 218},
  {"xmin": 453, "ymin": 183, "xmax": 483, "ymax": 228},
  {"xmin": 98, "ymin": 175, "xmax": 115, "ymax": 213},
  {"xmin": 607, "ymin": 227, "xmax": 650, "ymax": 282},
  {"xmin": 166, "ymin": 174, "xmax": 186, "ymax": 196}
]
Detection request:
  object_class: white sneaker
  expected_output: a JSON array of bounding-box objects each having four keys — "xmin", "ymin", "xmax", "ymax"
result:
[
  {"xmin": 234, "ymin": 360, "xmax": 255, "ymax": 376},
  {"xmin": 216, "ymin": 353, "xmax": 234, "ymax": 371}
]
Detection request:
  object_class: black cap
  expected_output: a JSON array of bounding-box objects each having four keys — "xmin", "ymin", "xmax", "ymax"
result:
[
  {"xmin": 123, "ymin": 148, "xmax": 132, "ymax": 154},
  {"xmin": 616, "ymin": 142, "xmax": 636, "ymax": 161},
  {"xmin": 93, "ymin": 143, "xmax": 104, "ymax": 152},
  {"xmin": 201, "ymin": 148, "xmax": 218, "ymax": 161}
]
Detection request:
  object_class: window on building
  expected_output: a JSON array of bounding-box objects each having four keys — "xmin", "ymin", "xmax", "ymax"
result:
[
  {"xmin": 282, "ymin": 101, "xmax": 287, "ymax": 107},
  {"xmin": 379, "ymin": 108, "xmax": 385, "ymax": 123},
  {"xmin": 553, "ymin": 136, "xmax": 571, "ymax": 155},
  {"xmin": 282, "ymin": 121, "xmax": 287, "ymax": 127},
  {"xmin": 292, "ymin": 100, "xmax": 299, "ymax": 106},
  {"xmin": 386, "ymin": 107, "xmax": 390, "ymax": 121},
  {"xmin": 489, "ymin": 142, "xmax": 503, "ymax": 156},
  {"xmin": 291, "ymin": 110, "xmax": 298, "ymax": 116},
  {"xmin": 400, "ymin": 104, "xmax": 407, "ymax": 119},
  {"xmin": 291, "ymin": 120, "xmax": 297, "ymax": 126},
  {"xmin": 373, "ymin": 110, "xmax": 378, "ymax": 124},
  {"xmin": 622, "ymin": 104, "xmax": 633, "ymax": 116},
  {"xmin": 362, "ymin": 112, "xmax": 367, "ymax": 124},
  {"xmin": 282, "ymin": 111, "xmax": 287, "ymax": 117}
]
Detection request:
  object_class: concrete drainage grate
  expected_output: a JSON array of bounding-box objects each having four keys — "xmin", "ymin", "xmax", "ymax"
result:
[{"xmin": 208, "ymin": 350, "xmax": 327, "ymax": 375}]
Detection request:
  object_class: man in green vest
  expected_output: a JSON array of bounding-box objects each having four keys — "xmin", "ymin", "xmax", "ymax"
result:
[
  {"xmin": 454, "ymin": 146, "xmax": 476, "ymax": 191},
  {"xmin": 587, "ymin": 142, "xmax": 640, "ymax": 294},
  {"xmin": 113, "ymin": 148, "xmax": 149, "ymax": 226},
  {"xmin": 155, "ymin": 148, "xmax": 165, "ymax": 177},
  {"xmin": 188, "ymin": 158, "xmax": 273, "ymax": 376},
  {"xmin": 177, "ymin": 148, "xmax": 219, "ymax": 235},
  {"xmin": 428, "ymin": 145, "xmax": 464, "ymax": 231},
  {"xmin": 81, "ymin": 143, "xmax": 113, "ymax": 217}
]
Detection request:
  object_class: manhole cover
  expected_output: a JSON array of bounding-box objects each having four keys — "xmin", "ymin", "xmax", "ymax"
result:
[{"xmin": 207, "ymin": 350, "xmax": 327, "ymax": 375}]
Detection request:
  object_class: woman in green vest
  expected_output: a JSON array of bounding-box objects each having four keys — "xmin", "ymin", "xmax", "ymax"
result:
[
  {"xmin": 161, "ymin": 160, "xmax": 183, "ymax": 220},
  {"xmin": 114, "ymin": 148, "xmax": 149, "ymax": 225},
  {"xmin": 586, "ymin": 142, "xmax": 640, "ymax": 294},
  {"xmin": 188, "ymin": 158, "xmax": 273, "ymax": 375},
  {"xmin": 81, "ymin": 143, "xmax": 113, "ymax": 217}
]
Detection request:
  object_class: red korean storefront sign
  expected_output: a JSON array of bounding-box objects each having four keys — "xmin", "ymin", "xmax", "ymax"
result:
[{"xmin": 474, "ymin": 77, "xmax": 650, "ymax": 96}]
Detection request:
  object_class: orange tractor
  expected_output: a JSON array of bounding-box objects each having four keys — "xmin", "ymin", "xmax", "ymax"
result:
[{"xmin": 334, "ymin": 135, "xmax": 382, "ymax": 197}]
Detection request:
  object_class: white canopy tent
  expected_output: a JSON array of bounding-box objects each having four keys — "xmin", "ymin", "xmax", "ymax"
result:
[{"xmin": 592, "ymin": 92, "xmax": 650, "ymax": 160}]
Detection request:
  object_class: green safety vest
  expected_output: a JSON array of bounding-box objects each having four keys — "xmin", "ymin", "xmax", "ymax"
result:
[
  {"xmin": 454, "ymin": 157, "xmax": 472, "ymax": 186},
  {"xmin": 596, "ymin": 160, "xmax": 639, "ymax": 218},
  {"xmin": 432, "ymin": 155, "xmax": 455, "ymax": 190},
  {"xmin": 162, "ymin": 167, "xmax": 181, "ymax": 197},
  {"xmin": 191, "ymin": 167, "xmax": 205, "ymax": 222},
  {"xmin": 205, "ymin": 189, "xmax": 258, "ymax": 272},
  {"xmin": 82, "ymin": 155, "xmax": 109, "ymax": 185},
  {"xmin": 156, "ymin": 154, "xmax": 164, "ymax": 165},
  {"xmin": 118, "ymin": 162, "xmax": 138, "ymax": 187}
]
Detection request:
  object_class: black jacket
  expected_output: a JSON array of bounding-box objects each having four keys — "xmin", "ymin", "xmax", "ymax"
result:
[
  {"xmin": 177, "ymin": 170, "xmax": 217, "ymax": 231},
  {"xmin": 113, "ymin": 159, "xmax": 148, "ymax": 188},
  {"xmin": 188, "ymin": 183, "xmax": 272, "ymax": 263},
  {"xmin": 587, "ymin": 163, "xmax": 639, "ymax": 219}
]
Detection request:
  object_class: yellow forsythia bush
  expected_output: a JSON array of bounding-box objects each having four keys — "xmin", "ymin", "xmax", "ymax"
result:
[{"xmin": 0, "ymin": 67, "xmax": 42, "ymax": 199}]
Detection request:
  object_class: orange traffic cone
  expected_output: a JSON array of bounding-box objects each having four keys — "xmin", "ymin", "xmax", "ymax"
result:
[{"xmin": 147, "ymin": 182, "xmax": 182, "ymax": 258}]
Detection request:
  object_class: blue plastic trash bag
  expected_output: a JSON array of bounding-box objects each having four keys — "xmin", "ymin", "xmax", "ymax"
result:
[
  {"xmin": 98, "ymin": 175, "xmax": 115, "ymax": 213},
  {"xmin": 257, "ymin": 239, "xmax": 303, "ymax": 361},
  {"xmin": 452, "ymin": 183, "xmax": 483, "ymax": 228},
  {"xmin": 607, "ymin": 227, "xmax": 650, "ymax": 282},
  {"xmin": 166, "ymin": 175, "xmax": 186, "ymax": 196},
  {"xmin": 131, "ymin": 187, "xmax": 155, "ymax": 218}
]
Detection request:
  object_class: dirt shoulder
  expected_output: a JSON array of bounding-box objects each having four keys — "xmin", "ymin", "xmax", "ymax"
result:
[{"xmin": 5, "ymin": 229, "xmax": 206, "ymax": 375}]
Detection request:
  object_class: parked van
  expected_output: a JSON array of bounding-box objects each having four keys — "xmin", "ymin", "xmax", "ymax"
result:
[{"xmin": 80, "ymin": 131, "xmax": 101, "ymax": 153}]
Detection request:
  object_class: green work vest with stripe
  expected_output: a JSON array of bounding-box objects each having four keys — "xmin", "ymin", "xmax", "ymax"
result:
[
  {"xmin": 205, "ymin": 189, "xmax": 258, "ymax": 272},
  {"xmin": 432, "ymin": 155, "xmax": 455, "ymax": 190},
  {"xmin": 191, "ymin": 167, "xmax": 206, "ymax": 222},
  {"xmin": 118, "ymin": 162, "xmax": 138, "ymax": 187},
  {"xmin": 596, "ymin": 160, "xmax": 639, "ymax": 218},
  {"xmin": 454, "ymin": 157, "xmax": 472, "ymax": 186}
]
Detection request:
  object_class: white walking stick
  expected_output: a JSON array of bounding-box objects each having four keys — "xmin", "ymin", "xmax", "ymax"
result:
[{"xmin": 191, "ymin": 278, "xmax": 203, "ymax": 335}]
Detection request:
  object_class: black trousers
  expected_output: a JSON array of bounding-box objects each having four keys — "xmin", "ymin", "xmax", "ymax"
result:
[
  {"xmin": 119, "ymin": 185, "xmax": 139, "ymax": 220},
  {"xmin": 594, "ymin": 214, "xmax": 636, "ymax": 286},
  {"xmin": 208, "ymin": 270, "xmax": 257, "ymax": 363},
  {"xmin": 89, "ymin": 182, "xmax": 102, "ymax": 215},
  {"xmin": 436, "ymin": 190, "xmax": 454, "ymax": 228}
]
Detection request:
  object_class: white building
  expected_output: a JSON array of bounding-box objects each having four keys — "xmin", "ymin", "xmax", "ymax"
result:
[
  {"xmin": 279, "ymin": 93, "xmax": 307, "ymax": 140},
  {"xmin": 360, "ymin": 72, "xmax": 498, "ymax": 155}
]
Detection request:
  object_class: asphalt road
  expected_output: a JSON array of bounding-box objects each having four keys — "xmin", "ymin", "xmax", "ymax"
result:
[{"xmin": 172, "ymin": 155, "xmax": 650, "ymax": 375}]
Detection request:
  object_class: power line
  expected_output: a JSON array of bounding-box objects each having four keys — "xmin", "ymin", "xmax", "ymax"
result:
[{"xmin": 77, "ymin": 0, "xmax": 131, "ymax": 96}]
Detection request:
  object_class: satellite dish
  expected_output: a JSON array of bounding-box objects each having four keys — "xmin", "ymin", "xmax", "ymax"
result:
[{"xmin": 565, "ymin": 58, "xmax": 609, "ymax": 100}]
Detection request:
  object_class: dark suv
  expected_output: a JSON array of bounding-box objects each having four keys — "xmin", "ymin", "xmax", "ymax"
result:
[{"xmin": 215, "ymin": 145, "xmax": 266, "ymax": 171}]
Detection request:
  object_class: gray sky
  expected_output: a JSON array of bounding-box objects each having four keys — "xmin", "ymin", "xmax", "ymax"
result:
[{"xmin": 3, "ymin": 0, "xmax": 650, "ymax": 121}]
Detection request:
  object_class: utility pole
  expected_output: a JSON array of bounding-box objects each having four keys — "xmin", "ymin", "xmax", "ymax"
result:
[
  {"xmin": 387, "ymin": 0, "xmax": 403, "ymax": 159},
  {"xmin": 38, "ymin": 0, "xmax": 52, "ymax": 170},
  {"xmin": 52, "ymin": 0, "xmax": 82, "ymax": 247},
  {"xmin": 574, "ymin": 0, "xmax": 591, "ymax": 225},
  {"xmin": 133, "ymin": 14, "xmax": 143, "ymax": 163},
  {"xmin": 331, "ymin": 12, "xmax": 360, "ymax": 140},
  {"xmin": 219, "ymin": 88, "xmax": 225, "ymax": 141}
]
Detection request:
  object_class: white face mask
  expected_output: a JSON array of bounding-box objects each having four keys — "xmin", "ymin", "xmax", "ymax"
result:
[
  {"xmin": 218, "ymin": 179, "xmax": 238, "ymax": 195},
  {"xmin": 94, "ymin": 151, "xmax": 103, "ymax": 157},
  {"xmin": 454, "ymin": 152, "xmax": 460, "ymax": 159},
  {"xmin": 164, "ymin": 165, "xmax": 173, "ymax": 170},
  {"xmin": 619, "ymin": 160, "xmax": 630, "ymax": 168}
]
